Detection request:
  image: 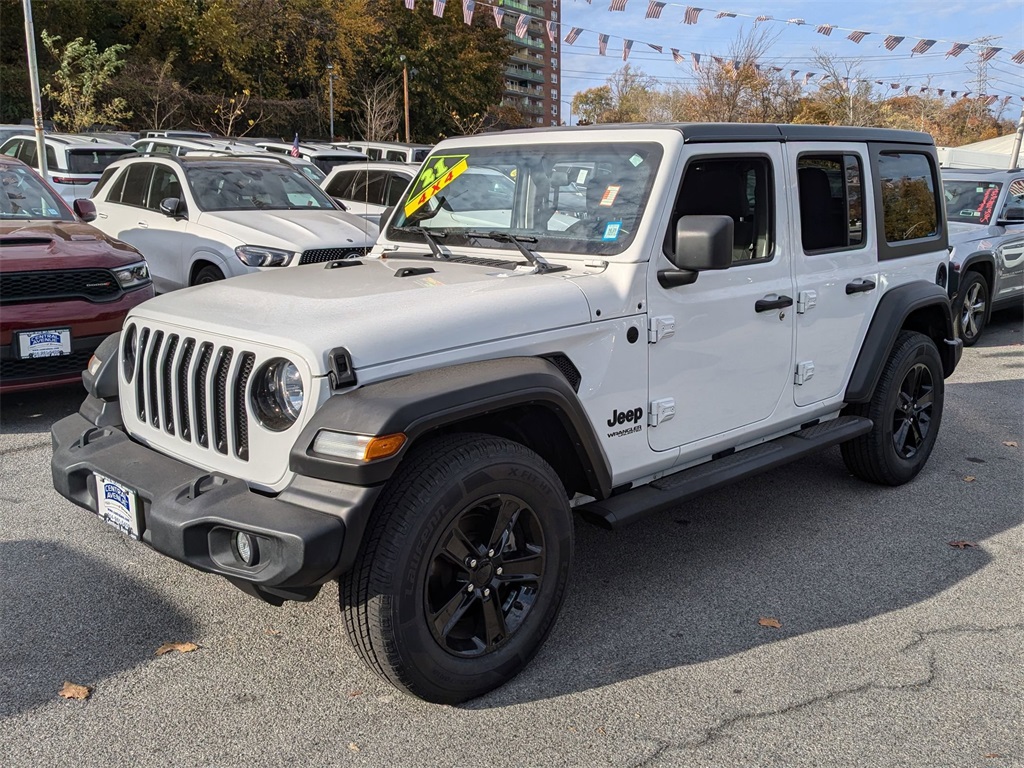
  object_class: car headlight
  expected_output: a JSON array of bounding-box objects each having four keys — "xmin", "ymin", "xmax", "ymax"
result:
[
  {"xmin": 112, "ymin": 261, "xmax": 151, "ymax": 289},
  {"xmin": 251, "ymin": 358, "xmax": 304, "ymax": 431},
  {"xmin": 235, "ymin": 245, "xmax": 294, "ymax": 267}
]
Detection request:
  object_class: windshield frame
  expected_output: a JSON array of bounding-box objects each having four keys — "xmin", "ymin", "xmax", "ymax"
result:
[{"xmin": 385, "ymin": 141, "xmax": 664, "ymax": 257}]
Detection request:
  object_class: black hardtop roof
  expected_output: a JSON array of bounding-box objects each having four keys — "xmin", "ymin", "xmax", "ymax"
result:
[{"xmin": 495, "ymin": 123, "xmax": 935, "ymax": 146}]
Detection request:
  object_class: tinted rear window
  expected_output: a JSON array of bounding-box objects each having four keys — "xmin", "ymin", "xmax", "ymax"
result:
[{"xmin": 68, "ymin": 149, "xmax": 135, "ymax": 175}]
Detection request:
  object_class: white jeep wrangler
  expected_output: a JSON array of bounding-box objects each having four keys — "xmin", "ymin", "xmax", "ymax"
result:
[{"xmin": 52, "ymin": 124, "xmax": 961, "ymax": 704}]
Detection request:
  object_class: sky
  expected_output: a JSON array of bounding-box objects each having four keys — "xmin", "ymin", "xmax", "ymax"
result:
[{"xmin": 555, "ymin": 0, "xmax": 1024, "ymax": 122}]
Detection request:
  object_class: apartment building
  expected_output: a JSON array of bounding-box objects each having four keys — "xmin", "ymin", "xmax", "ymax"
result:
[{"xmin": 500, "ymin": 0, "xmax": 561, "ymax": 126}]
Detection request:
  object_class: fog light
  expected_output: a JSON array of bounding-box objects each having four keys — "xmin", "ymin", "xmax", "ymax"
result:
[{"xmin": 234, "ymin": 531, "xmax": 259, "ymax": 566}]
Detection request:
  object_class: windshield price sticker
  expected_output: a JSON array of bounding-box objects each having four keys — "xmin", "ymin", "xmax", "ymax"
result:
[{"xmin": 404, "ymin": 155, "xmax": 470, "ymax": 218}]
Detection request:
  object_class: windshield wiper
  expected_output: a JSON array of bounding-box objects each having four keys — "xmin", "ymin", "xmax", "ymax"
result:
[
  {"xmin": 464, "ymin": 231, "xmax": 567, "ymax": 274},
  {"xmin": 393, "ymin": 226, "xmax": 449, "ymax": 259}
]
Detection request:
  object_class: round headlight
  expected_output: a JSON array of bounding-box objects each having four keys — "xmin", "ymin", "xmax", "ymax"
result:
[
  {"xmin": 122, "ymin": 324, "xmax": 137, "ymax": 382},
  {"xmin": 251, "ymin": 358, "xmax": 304, "ymax": 431}
]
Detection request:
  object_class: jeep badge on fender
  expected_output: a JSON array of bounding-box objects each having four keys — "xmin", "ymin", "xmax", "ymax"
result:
[{"xmin": 51, "ymin": 123, "xmax": 961, "ymax": 705}]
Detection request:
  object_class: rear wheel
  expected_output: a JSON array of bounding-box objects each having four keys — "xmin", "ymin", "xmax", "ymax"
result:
[
  {"xmin": 340, "ymin": 433, "xmax": 573, "ymax": 704},
  {"xmin": 954, "ymin": 271, "xmax": 988, "ymax": 346},
  {"xmin": 193, "ymin": 265, "xmax": 224, "ymax": 285},
  {"xmin": 841, "ymin": 331, "xmax": 944, "ymax": 486}
]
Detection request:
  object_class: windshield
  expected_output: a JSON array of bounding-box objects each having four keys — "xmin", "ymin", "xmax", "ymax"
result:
[
  {"xmin": 0, "ymin": 164, "xmax": 71, "ymax": 220},
  {"xmin": 186, "ymin": 165, "xmax": 338, "ymax": 211},
  {"xmin": 387, "ymin": 142, "xmax": 663, "ymax": 256},
  {"xmin": 943, "ymin": 179, "xmax": 1002, "ymax": 225},
  {"xmin": 68, "ymin": 148, "xmax": 136, "ymax": 175}
]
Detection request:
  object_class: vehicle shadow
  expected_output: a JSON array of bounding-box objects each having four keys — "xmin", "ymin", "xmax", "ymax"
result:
[
  {"xmin": 0, "ymin": 383, "xmax": 82, "ymax": 435},
  {"xmin": 0, "ymin": 540, "xmax": 197, "ymax": 718},
  {"xmin": 467, "ymin": 376, "xmax": 1023, "ymax": 707}
]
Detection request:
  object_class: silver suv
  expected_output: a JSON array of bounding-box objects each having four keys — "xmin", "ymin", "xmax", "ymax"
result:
[{"xmin": 942, "ymin": 168, "xmax": 1024, "ymax": 344}]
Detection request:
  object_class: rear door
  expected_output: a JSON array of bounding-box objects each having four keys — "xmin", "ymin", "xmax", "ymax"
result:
[{"xmin": 995, "ymin": 177, "xmax": 1024, "ymax": 302}]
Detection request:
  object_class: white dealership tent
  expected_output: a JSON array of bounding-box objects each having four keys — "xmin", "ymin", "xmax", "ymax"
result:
[{"xmin": 937, "ymin": 133, "xmax": 1021, "ymax": 170}]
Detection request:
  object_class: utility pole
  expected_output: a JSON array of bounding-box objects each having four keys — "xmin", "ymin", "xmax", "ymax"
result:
[
  {"xmin": 1010, "ymin": 103, "xmax": 1024, "ymax": 170},
  {"xmin": 327, "ymin": 64, "xmax": 335, "ymax": 142},
  {"xmin": 400, "ymin": 55, "xmax": 410, "ymax": 143},
  {"xmin": 21, "ymin": 0, "xmax": 47, "ymax": 178}
]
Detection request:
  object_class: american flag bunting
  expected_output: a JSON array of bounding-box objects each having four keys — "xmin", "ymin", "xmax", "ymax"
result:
[
  {"xmin": 755, "ymin": 15, "xmax": 771, "ymax": 23},
  {"xmin": 978, "ymin": 47, "xmax": 1001, "ymax": 62},
  {"xmin": 646, "ymin": 1, "xmax": 665, "ymax": 19},
  {"xmin": 683, "ymin": 6, "xmax": 702, "ymax": 25},
  {"xmin": 1011, "ymin": 50, "xmax": 1024, "ymax": 64},
  {"xmin": 514, "ymin": 13, "xmax": 529, "ymax": 38},
  {"xmin": 647, "ymin": 43, "xmax": 663, "ymax": 53},
  {"xmin": 432, "ymin": 0, "xmax": 445, "ymax": 18},
  {"xmin": 802, "ymin": 72, "xmax": 814, "ymax": 85},
  {"xmin": 404, "ymin": 0, "xmax": 414, "ymax": 9},
  {"xmin": 789, "ymin": 70, "xmax": 798, "ymax": 81},
  {"xmin": 492, "ymin": 7, "xmax": 503, "ymax": 27},
  {"xmin": 910, "ymin": 39, "xmax": 935, "ymax": 55},
  {"xmin": 815, "ymin": 24, "xmax": 833, "ymax": 36},
  {"xmin": 715, "ymin": 12, "xmax": 735, "ymax": 18},
  {"xmin": 671, "ymin": 48, "xmax": 684, "ymax": 64},
  {"xmin": 937, "ymin": 88, "xmax": 944, "ymax": 96},
  {"xmin": 847, "ymin": 30, "xmax": 868, "ymax": 44},
  {"xmin": 598, "ymin": 33, "xmax": 609, "ymax": 55},
  {"xmin": 610, "ymin": 0, "xmax": 628, "ymax": 10},
  {"xmin": 950, "ymin": 91, "xmax": 958, "ymax": 98},
  {"xmin": 903, "ymin": 86, "xmax": 912, "ymax": 94},
  {"xmin": 563, "ymin": 26, "xmax": 582, "ymax": 44},
  {"xmin": 622, "ymin": 39, "xmax": 633, "ymax": 61},
  {"xmin": 787, "ymin": 18, "xmax": 806, "ymax": 25},
  {"xmin": 985, "ymin": 95, "xmax": 998, "ymax": 105},
  {"xmin": 883, "ymin": 36, "xmax": 904, "ymax": 51},
  {"xmin": 545, "ymin": 20, "xmax": 556, "ymax": 42},
  {"xmin": 691, "ymin": 52, "xmax": 700, "ymax": 69},
  {"xmin": 462, "ymin": 0, "xmax": 474, "ymax": 24},
  {"xmin": 890, "ymin": 83, "xmax": 900, "ymax": 90},
  {"xmin": 945, "ymin": 43, "xmax": 968, "ymax": 58}
]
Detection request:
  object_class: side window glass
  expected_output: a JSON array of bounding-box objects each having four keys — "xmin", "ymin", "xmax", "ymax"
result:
[
  {"xmin": 326, "ymin": 172, "xmax": 355, "ymax": 199},
  {"xmin": 21, "ymin": 141, "xmax": 37, "ymax": 165},
  {"xmin": 2, "ymin": 141, "xmax": 19, "ymax": 158},
  {"xmin": 121, "ymin": 164, "xmax": 154, "ymax": 207},
  {"xmin": 45, "ymin": 145, "xmax": 58, "ymax": 169},
  {"xmin": 351, "ymin": 171, "xmax": 386, "ymax": 205},
  {"xmin": 797, "ymin": 153, "xmax": 864, "ymax": 252},
  {"xmin": 877, "ymin": 152, "xmax": 938, "ymax": 242},
  {"xmin": 147, "ymin": 166, "xmax": 183, "ymax": 210},
  {"xmin": 385, "ymin": 150, "xmax": 406, "ymax": 162},
  {"xmin": 153, "ymin": 143, "xmax": 174, "ymax": 156},
  {"xmin": 1001, "ymin": 179, "xmax": 1024, "ymax": 219},
  {"xmin": 366, "ymin": 148, "xmax": 382, "ymax": 160},
  {"xmin": 105, "ymin": 167, "xmax": 128, "ymax": 202},
  {"xmin": 670, "ymin": 156, "xmax": 773, "ymax": 263},
  {"xmin": 385, "ymin": 174, "xmax": 410, "ymax": 206}
]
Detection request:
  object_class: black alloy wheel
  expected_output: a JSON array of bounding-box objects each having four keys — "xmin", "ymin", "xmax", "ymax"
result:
[{"xmin": 891, "ymin": 362, "xmax": 934, "ymax": 459}]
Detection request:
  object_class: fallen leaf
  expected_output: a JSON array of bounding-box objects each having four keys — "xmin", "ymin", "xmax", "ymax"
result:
[
  {"xmin": 758, "ymin": 617, "xmax": 782, "ymax": 628},
  {"xmin": 348, "ymin": 743, "xmax": 360, "ymax": 752},
  {"xmin": 265, "ymin": 628, "xmax": 281, "ymax": 636},
  {"xmin": 1003, "ymin": 441, "xmax": 1018, "ymax": 448},
  {"xmin": 963, "ymin": 476, "xmax": 976, "ymax": 482},
  {"xmin": 58, "ymin": 681, "xmax": 91, "ymax": 700},
  {"xmin": 984, "ymin": 754, "xmax": 1002, "ymax": 759},
  {"xmin": 348, "ymin": 690, "xmax": 363, "ymax": 699},
  {"xmin": 948, "ymin": 541, "xmax": 978, "ymax": 549},
  {"xmin": 155, "ymin": 641, "xmax": 199, "ymax": 656},
  {"xmin": 595, "ymin": 727, "xmax": 606, "ymax": 735}
]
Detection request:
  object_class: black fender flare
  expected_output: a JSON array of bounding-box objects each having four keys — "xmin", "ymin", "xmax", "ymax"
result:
[
  {"xmin": 949, "ymin": 250, "xmax": 995, "ymax": 298},
  {"xmin": 289, "ymin": 356, "xmax": 613, "ymax": 496},
  {"xmin": 845, "ymin": 281, "xmax": 958, "ymax": 404}
]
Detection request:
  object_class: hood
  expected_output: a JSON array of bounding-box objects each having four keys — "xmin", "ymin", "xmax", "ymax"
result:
[
  {"xmin": 0, "ymin": 220, "xmax": 143, "ymax": 273},
  {"xmin": 130, "ymin": 255, "xmax": 592, "ymax": 373},
  {"xmin": 196, "ymin": 209, "xmax": 379, "ymax": 250},
  {"xmin": 946, "ymin": 221, "xmax": 1005, "ymax": 249}
]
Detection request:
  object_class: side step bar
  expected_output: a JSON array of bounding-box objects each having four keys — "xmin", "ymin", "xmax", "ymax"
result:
[{"xmin": 577, "ymin": 416, "xmax": 872, "ymax": 530}]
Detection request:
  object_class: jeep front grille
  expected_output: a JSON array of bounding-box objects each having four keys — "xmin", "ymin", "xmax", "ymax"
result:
[{"xmin": 128, "ymin": 327, "xmax": 253, "ymax": 462}]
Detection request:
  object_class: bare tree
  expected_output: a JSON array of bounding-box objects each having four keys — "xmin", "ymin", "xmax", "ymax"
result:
[
  {"xmin": 353, "ymin": 75, "xmax": 401, "ymax": 142},
  {"xmin": 190, "ymin": 90, "xmax": 264, "ymax": 137}
]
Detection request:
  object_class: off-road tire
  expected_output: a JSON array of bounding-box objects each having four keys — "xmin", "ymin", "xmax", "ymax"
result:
[
  {"xmin": 954, "ymin": 271, "xmax": 989, "ymax": 347},
  {"xmin": 339, "ymin": 433, "xmax": 573, "ymax": 704},
  {"xmin": 841, "ymin": 331, "xmax": 944, "ymax": 486},
  {"xmin": 193, "ymin": 265, "xmax": 224, "ymax": 285}
]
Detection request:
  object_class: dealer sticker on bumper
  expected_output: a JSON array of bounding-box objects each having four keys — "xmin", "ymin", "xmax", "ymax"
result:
[
  {"xmin": 94, "ymin": 474, "xmax": 141, "ymax": 539},
  {"xmin": 17, "ymin": 328, "xmax": 71, "ymax": 358}
]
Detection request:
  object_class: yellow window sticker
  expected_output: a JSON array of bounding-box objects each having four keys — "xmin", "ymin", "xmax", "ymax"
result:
[{"xmin": 404, "ymin": 155, "xmax": 470, "ymax": 218}]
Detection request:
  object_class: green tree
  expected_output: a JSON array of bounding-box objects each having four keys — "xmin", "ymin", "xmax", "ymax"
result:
[
  {"xmin": 40, "ymin": 31, "xmax": 131, "ymax": 131},
  {"xmin": 572, "ymin": 86, "xmax": 613, "ymax": 124}
]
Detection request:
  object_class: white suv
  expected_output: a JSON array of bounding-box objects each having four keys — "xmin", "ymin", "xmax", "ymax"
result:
[
  {"xmin": 88, "ymin": 154, "xmax": 378, "ymax": 292},
  {"xmin": 256, "ymin": 141, "xmax": 368, "ymax": 174},
  {"xmin": 0, "ymin": 134, "xmax": 136, "ymax": 203},
  {"xmin": 321, "ymin": 161, "xmax": 416, "ymax": 225},
  {"xmin": 52, "ymin": 124, "xmax": 961, "ymax": 705}
]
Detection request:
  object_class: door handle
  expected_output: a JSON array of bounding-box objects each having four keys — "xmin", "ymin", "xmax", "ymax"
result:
[
  {"xmin": 98, "ymin": 212, "xmax": 108, "ymax": 219},
  {"xmin": 845, "ymin": 279, "xmax": 876, "ymax": 294},
  {"xmin": 755, "ymin": 294, "xmax": 793, "ymax": 312},
  {"xmin": 137, "ymin": 221, "xmax": 149, "ymax": 228}
]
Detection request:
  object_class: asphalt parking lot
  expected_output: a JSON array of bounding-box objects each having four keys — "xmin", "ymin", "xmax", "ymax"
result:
[{"xmin": 1, "ymin": 310, "xmax": 1021, "ymax": 768}]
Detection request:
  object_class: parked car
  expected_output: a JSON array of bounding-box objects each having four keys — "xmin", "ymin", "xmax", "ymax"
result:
[
  {"xmin": 0, "ymin": 134, "xmax": 137, "ymax": 204},
  {"xmin": 138, "ymin": 130, "xmax": 213, "ymax": 140},
  {"xmin": 0, "ymin": 156, "xmax": 152, "ymax": 393},
  {"xmin": 321, "ymin": 161, "xmax": 416, "ymax": 225},
  {"xmin": 338, "ymin": 140, "xmax": 431, "ymax": 164},
  {"xmin": 132, "ymin": 136, "xmax": 260, "ymax": 157},
  {"xmin": 256, "ymin": 141, "xmax": 368, "ymax": 174},
  {"xmin": 941, "ymin": 168, "xmax": 1024, "ymax": 344},
  {"xmin": 88, "ymin": 153, "xmax": 378, "ymax": 293}
]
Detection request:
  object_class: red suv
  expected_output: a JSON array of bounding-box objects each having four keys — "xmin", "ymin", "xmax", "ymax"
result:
[{"xmin": 1, "ymin": 156, "xmax": 153, "ymax": 393}]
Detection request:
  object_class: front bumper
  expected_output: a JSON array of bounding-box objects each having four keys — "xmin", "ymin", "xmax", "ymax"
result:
[{"xmin": 51, "ymin": 408, "xmax": 380, "ymax": 601}]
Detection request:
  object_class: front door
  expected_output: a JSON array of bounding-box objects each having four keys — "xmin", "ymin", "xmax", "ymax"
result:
[{"xmin": 647, "ymin": 146, "xmax": 795, "ymax": 452}]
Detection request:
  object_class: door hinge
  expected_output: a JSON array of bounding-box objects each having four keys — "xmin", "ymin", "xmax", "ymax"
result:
[
  {"xmin": 649, "ymin": 398, "xmax": 676, "ymax": 427},
  {"xmin": 648, "ymin": 316, "xmax": 675, "ymax": 343},
  {"xmin": 797, "ymin": 290, "xmax": 817, "ymax": 314},
  {"xmin": 795, "ymin": 361, "xmax": 815, "ymax": 385}
]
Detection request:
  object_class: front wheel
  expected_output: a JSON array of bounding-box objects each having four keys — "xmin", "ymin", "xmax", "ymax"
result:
[
  {"xmin": 193, "ymin": 265, "xmax": 224, "ymax": 285},
  {"xmin": 841, "ymin": 331, "xmax": 944, "ymax": 486},
  {"xmin": 340, "ymin": 433, "xmax": 573, "ymax": 704},
  {"xmin": 954, "ymin": 271, "xmax": 989, "ymax": 346}
]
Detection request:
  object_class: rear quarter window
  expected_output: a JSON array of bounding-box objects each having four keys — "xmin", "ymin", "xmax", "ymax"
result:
[{"xmin": 870, "ymin": 146, "xmax": 946, "ymax": 259}]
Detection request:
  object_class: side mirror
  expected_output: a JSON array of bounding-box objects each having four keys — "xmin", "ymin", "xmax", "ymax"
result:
[
  {"xmin": 159, "ymin": 197, "xmax": 186, "ymax": 218},
  {"xmin": 998, "ymin": 206, "xmax": 1024, "ymax": 224},
  {"xmin": 659, "ymin": 215, "xmax": 734, "ymax": 288},
  {"xmin": 73, "ymin": 198, "xmax": 97, "ymax": 222}
]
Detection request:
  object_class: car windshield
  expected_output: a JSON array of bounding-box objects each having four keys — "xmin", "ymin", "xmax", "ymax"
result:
[
  {"xmin": 186, "ymin": 165, "xmax": 338, "ymax": 211},
  {"xmin": 67, "ymin": 148, "xmax": 136, "ymax": 174},
  {"xmin": 943, "ymin": 179, "xmax": 1002, "ymax": 225},
  {"xmin": 387, "ymin": 142, "xmax": 663, "ymax": 256},
  {"xmin": 0, "ymin": 164, "xmax": 70, "ymax": 220}
]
